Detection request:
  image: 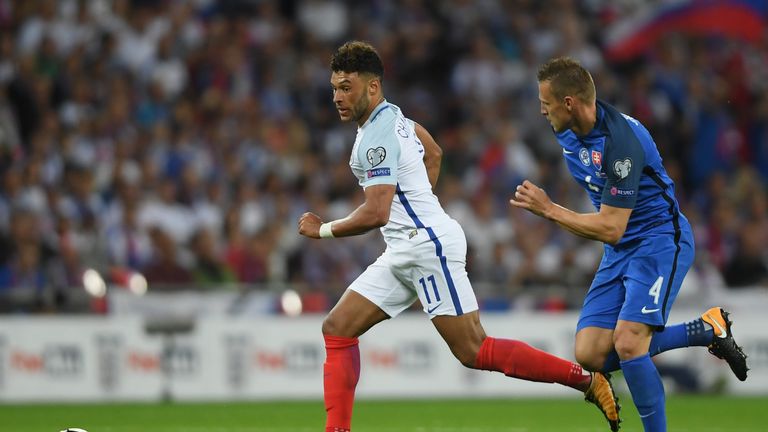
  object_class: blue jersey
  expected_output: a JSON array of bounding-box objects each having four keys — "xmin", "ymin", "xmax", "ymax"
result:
[{"xmin": 554, "ymin": 100, "xmax": 685, "ymax": 246}]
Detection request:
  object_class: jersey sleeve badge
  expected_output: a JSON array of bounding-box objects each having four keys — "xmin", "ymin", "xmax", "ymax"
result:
[
  {"xmin": 613, "ymin": 158, "xmax": 632, "ymax": 180},
  {"xmin": 366, "ymin": 147, "xmax": 387, "ymax": 168}
]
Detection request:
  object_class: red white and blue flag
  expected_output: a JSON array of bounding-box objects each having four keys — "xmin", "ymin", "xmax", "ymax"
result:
[{"xmin": 604, "ymin": 0, "xmax": 768, "ymax": 61}]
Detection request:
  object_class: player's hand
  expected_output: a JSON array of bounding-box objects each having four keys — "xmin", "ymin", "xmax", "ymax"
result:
[
  {"xmin": 298, "ymin": 212, "xmax": 323, "ymax": 239},
  {"xmin": 510, "ymin": 180, "xmax": 553, "ymax": 219}
]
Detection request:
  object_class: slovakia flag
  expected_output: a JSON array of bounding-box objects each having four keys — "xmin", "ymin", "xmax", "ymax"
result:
[{"xmin": 604, "ymin": 0, "xmax": 768, "ymax": 61}]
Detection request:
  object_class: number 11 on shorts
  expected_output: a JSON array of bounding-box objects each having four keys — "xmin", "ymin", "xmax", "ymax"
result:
[{"xmin": 419, "ymin": 275, "xmax": 440, "ymax": 304}]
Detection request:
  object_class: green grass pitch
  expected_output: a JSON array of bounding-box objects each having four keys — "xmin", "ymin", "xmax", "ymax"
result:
[{"xmin": 2, "ymin": 396, "xmax": 766, "ymax": 432}]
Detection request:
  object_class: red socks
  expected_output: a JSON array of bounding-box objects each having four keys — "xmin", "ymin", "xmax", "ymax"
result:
[
  {"xmin": 322, "ymin": 335, "xmax": 589, "ymax": 431},
  {"xmin": 324, "ymin": 335, "xmax": 360, "ymax": 432},
  {"xmin": 475, "ymin": 337, "xmax": 591, "ymax": 391}
]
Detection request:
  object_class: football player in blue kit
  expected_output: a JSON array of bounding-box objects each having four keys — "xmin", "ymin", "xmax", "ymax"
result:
[{"xmin": 511, "ymin": 57, "xmax": 748, "ymax": 432}]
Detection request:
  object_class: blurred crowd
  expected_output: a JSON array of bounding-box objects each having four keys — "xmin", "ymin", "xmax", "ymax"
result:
[{"xmin": 0, "ymin": 0, "xmax": 766, "ymax": 313}]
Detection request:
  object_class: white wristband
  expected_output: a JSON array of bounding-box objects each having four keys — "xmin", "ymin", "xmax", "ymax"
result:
[{"xmin": 319, "ymin": 222, "xmax": 335, "ymax": 238}]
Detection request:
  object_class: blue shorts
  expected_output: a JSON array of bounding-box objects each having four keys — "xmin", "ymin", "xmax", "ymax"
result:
[{"xmin": 576, "ymin": 222, "xmax": 695, "ymax": 332}]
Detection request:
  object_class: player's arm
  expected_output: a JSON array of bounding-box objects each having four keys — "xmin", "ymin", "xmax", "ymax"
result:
[
  {"xmin": 298, "ymin": 184, "xmax": 395, "ymax": 239},
  {"xmin": 300, "ymin": 124, "xmax": 400, "ymax": 239},
  {"xmin": 516, "ymin": 121, "xmax": 647, "ymax": 245},
  {"xmin": 414, "ymin": 122, "xmax": 442, "ymax": 188},
  {"xmin": 510, "ymin": 180, "xmax": 632, "ymax": 245}
]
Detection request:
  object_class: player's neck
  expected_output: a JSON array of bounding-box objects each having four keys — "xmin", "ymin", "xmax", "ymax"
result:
[
  {"xmin": 357, "ymin": 96, "xmax": 386, "ymax": 126},
  {"xmin": 570, "ymin": 102, "xmax": 597, "ymax": 136}
]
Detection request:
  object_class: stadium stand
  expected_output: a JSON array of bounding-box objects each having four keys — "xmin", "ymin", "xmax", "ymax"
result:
[{"xmin": 0, "ymin": 0, "xmax": 765, "ymax": 315}]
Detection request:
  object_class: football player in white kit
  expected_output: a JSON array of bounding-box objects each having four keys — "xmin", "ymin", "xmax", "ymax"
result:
[{"xmin": 298, "ymin": 41, "xmax": 620, "ymax": 432}]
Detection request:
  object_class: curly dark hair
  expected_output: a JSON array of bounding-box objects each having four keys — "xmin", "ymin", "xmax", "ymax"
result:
[
  {"xmin": 330, "ymin": 41, "xmax": 384, "ymax": 80},
  {"xmin": 537, "ymin": 57, "xmax": 595, "ymax": 102}
]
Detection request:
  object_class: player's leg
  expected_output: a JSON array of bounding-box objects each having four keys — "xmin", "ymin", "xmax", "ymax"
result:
[
  {"xmin": 598, "ymin": 228, "xmax": 747, "ymax": 380},
  {"xmin": 614, "ymin": 319, "xmax": 665, "ymax": 432},
  {"xmin": 572, "ymin": 250, "xmax": 632, "ymax": 430},
  {"xmin": 322, "ymin": 289, "xmax": 390, "ymax": 338},
  {"xmin": 577, "ymin": 232, "xmax": 689, "ymax": 376},
  {"xmin": 573, "ymin": 250, "xmax": 626, "ymax": 372},
  {"xmin": 433, "ymin": 311, "xmax": 590, "ymax": 388},
  {"xmin": 411, "ymin": 223, "xmax": 592, "ymax": 389},
  {"xmin": 600, "ymin": 307, "xmax": 748, "ymax": 380},
  {"xmin": 431, "ymin": 311, "xmax": 620, "ymax": 430},
  {"xmin": 614, "ymin": 231, "xmax": 698, "ymax": 432},
  {"xmin": 582, "ymin": 260, "xmax": 668, "ymax": 432},
  {"xmin": 322, "ymin": 291, "xmax": 386, "ymax": 432},
  {"xmin": 411, "ymin": 224, "xmax": 619, "ymax": 430},
  {"xmin": 323, "ymin": 255, "xmax": 417, "ymax": 432}
]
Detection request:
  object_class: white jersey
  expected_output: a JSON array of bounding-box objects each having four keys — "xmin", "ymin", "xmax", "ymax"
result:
[{"xmin": 350, "ymin": 100, "xmax": 453, "ymax": 245}]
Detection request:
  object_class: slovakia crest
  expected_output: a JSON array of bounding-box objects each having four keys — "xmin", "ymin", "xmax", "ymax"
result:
[{"xmin": 592, "ymin": 150, "xmax": 602, "ymax": 169}]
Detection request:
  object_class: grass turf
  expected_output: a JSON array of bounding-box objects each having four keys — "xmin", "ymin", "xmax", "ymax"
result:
[{"xmin": 2, "ymin": 396, "xmax": 766, "ymax": 432}]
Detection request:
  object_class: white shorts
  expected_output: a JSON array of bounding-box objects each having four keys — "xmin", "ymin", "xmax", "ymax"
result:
[{"xmin": 349, "ymin": 220, "xmax": 479, "ymax": 318}]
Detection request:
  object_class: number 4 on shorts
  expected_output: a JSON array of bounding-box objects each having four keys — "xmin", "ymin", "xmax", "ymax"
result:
[{"xmin": 648, "ymin": 276, "xmax": 663, "ymax": 304}]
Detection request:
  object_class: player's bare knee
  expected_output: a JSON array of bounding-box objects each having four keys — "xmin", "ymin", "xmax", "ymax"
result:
[
  {"xmin": 575, "ymin": 348, "xmax": 604, "ymax": 372},
  {"xmin": 578, "ymin": 358, "xmax": 604, "ymax": 373},
  {"xmin": 447, "ymin": 339, "xmax": 482, "ymax": 368},
  {"xmin": 454, "ymin": 347, "xmax": 479, "ymax": 369},
  {"xmin": 613, "ymin": 339, "xmax": 640, "ymax": 360},
  {"xmin": 613, "ymin": 328, "xmax": 647, "ymax": 360},
  {"xmin": 321, "ymin": 315, "xmax": 343, "ymax": 337}
]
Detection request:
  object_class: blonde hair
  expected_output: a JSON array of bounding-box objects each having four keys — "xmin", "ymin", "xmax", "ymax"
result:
[{"xmin": 537, "ymin": 57, "xmax": 595, "ymax": 102}]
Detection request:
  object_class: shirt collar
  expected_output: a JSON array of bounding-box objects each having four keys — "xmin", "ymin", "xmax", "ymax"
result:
[{"xmin": 360, "ymin": 99, "xmax": 389, "ymax": 129}]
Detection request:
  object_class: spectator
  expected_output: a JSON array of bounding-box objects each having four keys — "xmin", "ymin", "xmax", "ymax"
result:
[
  {"xmin": 723, "ymin": 221, "xmax": 768, "ymax": 288},
  {"xmin": 102, "ymin": 199, "xmax": 152, "ymax": 271},
  {"xmin": 143, "ymin": 226, "xmax": 192, "ymax": 288},
  {"xmin": 0, "ymin": 1, "xmax": 765, "ymax": 313},
  {"xmin": 189, "ymin": 227, "xmax": 236, "ymax": 288}
]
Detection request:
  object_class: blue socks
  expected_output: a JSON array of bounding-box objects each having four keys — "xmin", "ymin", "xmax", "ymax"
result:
[
  {"xmin": 621, "ymin": 353, "xmax": 666, "ymax": 431},
  {"xmin": 587, "ymin": 320, "xmax": 713, "ymax": 431},
  {"xmin": 684, "ymin": 318, "xmax": 714, "ymax": 346},
  {"xmin": 601, "ymin": 319, "xmax": 714, "ymax": 372},
  {"xmin": 595, "ymin": 320, "xmax": 714, "ymax": 431}
]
